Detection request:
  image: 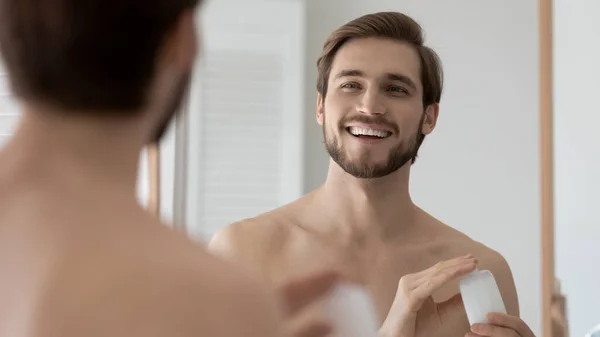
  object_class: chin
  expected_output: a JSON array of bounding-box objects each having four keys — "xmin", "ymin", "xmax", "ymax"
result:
[
  {"xmin": 346, "ymin": 151, "xmax": 390, "ymax": 164},
  {"xmin": 345, "ymin": 158, "xmax": 390, "ymax": 171}
]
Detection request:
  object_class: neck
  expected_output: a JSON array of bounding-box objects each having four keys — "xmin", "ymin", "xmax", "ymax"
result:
[
  {"xmin": 2, "ymin": 105, "xmax": 147, "ymax": 199},
  {"xmin": 316, "ymin": 159, "xmax": 417, "ymax": 239}
]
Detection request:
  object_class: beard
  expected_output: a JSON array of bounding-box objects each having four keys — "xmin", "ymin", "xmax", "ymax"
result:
[
  {"xmin": 323, "ymin": 113, "xmax": 425, "ymax": 179},
  {"xmin": 148, "ymin": 71, "xmax": 192, "ymax": 144}
]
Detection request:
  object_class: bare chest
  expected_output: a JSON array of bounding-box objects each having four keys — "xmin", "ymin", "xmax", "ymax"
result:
[{"xmin": 265, "ymin": 237, "xmax": 465, "ymax": 323}]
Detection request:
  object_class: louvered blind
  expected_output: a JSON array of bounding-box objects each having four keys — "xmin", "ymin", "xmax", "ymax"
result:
[
  {"xmin": 185, "ymin": 0, "xmax": 305, "ymax": 239},
  {"xmin": 200, "ymin": 50, "xmax": 283, "ymax": 232},
  {"xmin": 0, "ymin": 61, "xmax": 19, "ymax": 150}
]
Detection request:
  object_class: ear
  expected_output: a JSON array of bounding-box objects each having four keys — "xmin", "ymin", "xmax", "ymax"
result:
[
  {"xmin": 163, "ymin": 10, "xmax": 198, "ymax": 71},
  {"xmin": 421, "ymin": 103, "xmax": 439, "ymax": 135},
  {"xmin": 316, "ymin": 92, "xmax": 325, "ymax": 126}
]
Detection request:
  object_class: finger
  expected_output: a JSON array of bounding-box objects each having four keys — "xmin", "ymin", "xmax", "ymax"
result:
[
  {"xmin": 281, "ymin": 270, "xmax": 339, "ymax": 315},
  {"xmin": 471, "ymin": 323, "xmax": 520, "ymax": 336},
  {"xmin": 487, "ymin": 313, "xmax": 535, "ymax": 337},
  {"xmin": 412, "ymin": 260, "xmax": 477, "ymax": 301},
  {"xmin": 413, "ymin": 254, "xmax": 478, "ymax": 284},
  {"xmin": 465, "ymin": 333, "xmax": 485, "ymax": 337}
]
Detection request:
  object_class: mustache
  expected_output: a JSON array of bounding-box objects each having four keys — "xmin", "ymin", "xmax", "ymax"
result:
[{"xmin": 338, "ymin": 115, "xmax": 399, "ymax": 134}]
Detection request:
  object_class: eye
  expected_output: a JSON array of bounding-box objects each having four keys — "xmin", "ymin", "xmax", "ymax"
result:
[
  {"xmin": 388, "ymin": 85, "xmax": 408, "ymax": 94},
  {"xmin": 341, "ymin": 82, "xmax": 361, "ymax": 90}
]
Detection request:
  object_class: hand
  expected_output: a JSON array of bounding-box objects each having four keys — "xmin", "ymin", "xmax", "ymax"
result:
[
  {"xmin": 279, "ymin": 270, "xmax": 339, "ymax": 337},
  {"xmin": 467, "ymin": 313, "xmax": 536, "ymax": 337},
  {"xmin": 379, "ymin": 254, "xmax": 478, "ymax": 337}
]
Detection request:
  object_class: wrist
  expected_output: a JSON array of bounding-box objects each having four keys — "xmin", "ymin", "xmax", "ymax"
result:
[
  {"xmin": 379, "ymin": 312, "xmax": 415, "ymax": 337},
  {"xmin": 379, "ymin": 325, "xmax": 401, "ymax": 337},
  {"xmin": 378, "ymin": 329, "xmax": 394, "ymax": 337}
]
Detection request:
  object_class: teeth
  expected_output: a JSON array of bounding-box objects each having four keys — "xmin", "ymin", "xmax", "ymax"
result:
[{"xmin": 348, "ymin": 127, "xmax": 391, "ymax": 138}]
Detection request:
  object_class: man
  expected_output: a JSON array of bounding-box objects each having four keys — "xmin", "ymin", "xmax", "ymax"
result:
[
  {"xmin": 210, "ymin": 11, "xmax": 536, "ymax": 337},
  {"xmin": 0, "ymin": 0, "xmax": 338, "ymax": 336}
]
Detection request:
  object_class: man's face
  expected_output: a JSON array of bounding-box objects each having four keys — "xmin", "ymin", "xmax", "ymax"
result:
[{"xmin": 318, "ymin": 37, "xmax": 436, "ymax": 179}]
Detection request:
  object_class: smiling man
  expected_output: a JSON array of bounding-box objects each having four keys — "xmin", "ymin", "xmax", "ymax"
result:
[{"xmin": 209, "ymin": 11, "xmax": 537, "ymax": 337}]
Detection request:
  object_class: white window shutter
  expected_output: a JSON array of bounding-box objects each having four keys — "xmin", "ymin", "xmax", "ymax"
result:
[{"xmin": 185, "ymin": 0, "xmax": 306, "ymax": 240}]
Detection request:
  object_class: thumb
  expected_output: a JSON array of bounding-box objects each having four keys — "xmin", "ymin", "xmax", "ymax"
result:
[{"xmin": 436, "ymin": 292, "xmax": 466, "ymax": 322}]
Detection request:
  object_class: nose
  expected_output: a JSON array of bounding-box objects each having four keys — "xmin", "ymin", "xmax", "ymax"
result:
[{"xmin": 357, "ymin": 88, "xmax": 385, "ymax": 115}]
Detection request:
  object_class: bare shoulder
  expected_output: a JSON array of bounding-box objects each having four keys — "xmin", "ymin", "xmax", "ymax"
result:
[
  {"xmin": 37, "ymin": 241, "xmax": 284, "ymax": 337},
  {"xmin": 418, "ymin": 209, "xmax": 520, "ymax": 316},
  {"xmin": 467, "ymin": 240, "xmax": 520, "ymax": 317},
  {"xmin": 435, "ymin": 223, "xmax": 520, "ymax": 317},
  {"xmin": 208, "ymin": 200, "xmax": 302, "ymax": 268}
]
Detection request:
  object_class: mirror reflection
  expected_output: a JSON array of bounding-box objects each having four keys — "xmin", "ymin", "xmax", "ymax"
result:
[
  {"xmin": 0, "ymin": 0, "xmax": 578, "ymax": 336},
  {"xmin": 182, "ymin": 1, "xmax": 543, "ymax": 336}
]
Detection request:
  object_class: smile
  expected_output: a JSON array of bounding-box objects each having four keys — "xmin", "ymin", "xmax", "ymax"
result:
[{"xmin": 346, "ymin": 126, "xmax": 392, "ymax": 139}]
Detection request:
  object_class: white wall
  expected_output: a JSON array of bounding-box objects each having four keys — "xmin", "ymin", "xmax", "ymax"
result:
[
  {"xmin": 303, "ymin": 1, "xmax": 541, "ymax": 334},
  {"xmin": 553, "ymin": 1, "xmax": 600, "ymax": 336}
]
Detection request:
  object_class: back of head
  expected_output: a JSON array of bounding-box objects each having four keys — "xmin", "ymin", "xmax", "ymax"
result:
[
  {"xmin": 316, "ymin": 11, "xmax": 443, "ymax": 109},
  {"xmin": 0, "ymin": 0, "xmax": 200, "ymax": 115}
]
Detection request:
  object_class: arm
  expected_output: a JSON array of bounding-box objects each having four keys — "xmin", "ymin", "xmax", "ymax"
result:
[
  {"xmin": 481, "ymin": 250, "xmax": 520, "ymax": 317},
  {"xmin": 467, "ymin": 251, "xmax": 537, "ymax": 337}
]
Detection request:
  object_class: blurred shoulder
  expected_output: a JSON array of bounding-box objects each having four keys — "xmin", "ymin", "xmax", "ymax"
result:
[{"xmin": 208, "ymin": 201, "xmax": 303, "ymax": 265}]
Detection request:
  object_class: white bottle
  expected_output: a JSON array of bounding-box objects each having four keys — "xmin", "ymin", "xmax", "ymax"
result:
[
  {"xmin": 459, "ymin": 269, "xmax": 507, "ymax": 325},
  {"xmin": 322, "ymin": 283, "xmax": 380, "ymax": 337}
]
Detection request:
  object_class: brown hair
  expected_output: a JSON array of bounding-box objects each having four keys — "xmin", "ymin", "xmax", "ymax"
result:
[
  {"xmin": 316, "ymin": 11, "xmax": 443, "ymax": 108},
  {"xmin": 0, "ymin": 0, "xmax": 200, "ymax": 114}
]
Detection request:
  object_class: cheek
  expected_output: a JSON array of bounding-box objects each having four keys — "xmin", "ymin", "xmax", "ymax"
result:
[
  {"xmin": 395, "ymin": 112, "xmax": 424, "ymax": 136},
  {"xmin": 324, "ymin": 95, "xmax": 352, "ymax": 121},
  {"xmin": 323, "ymin": 112, "xmax": 339, "ymax": 132}
]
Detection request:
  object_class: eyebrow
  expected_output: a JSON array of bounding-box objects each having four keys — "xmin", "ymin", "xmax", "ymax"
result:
[{"xmin": 333, "ymin": 69, "xmax": 417, "ymax": 91}]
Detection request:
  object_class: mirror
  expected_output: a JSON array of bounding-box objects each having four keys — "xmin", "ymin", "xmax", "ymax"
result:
[
  {"xmin": 0, "ymin": 0, "xmax": 551, "ymax": 335},
  {"xmin": 552, "ymin": 0, "xmax": 600, "ymax": 336},
  {"xmin": 177, "ymin": 0, "xmax": 545, "ymax": 335}
]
